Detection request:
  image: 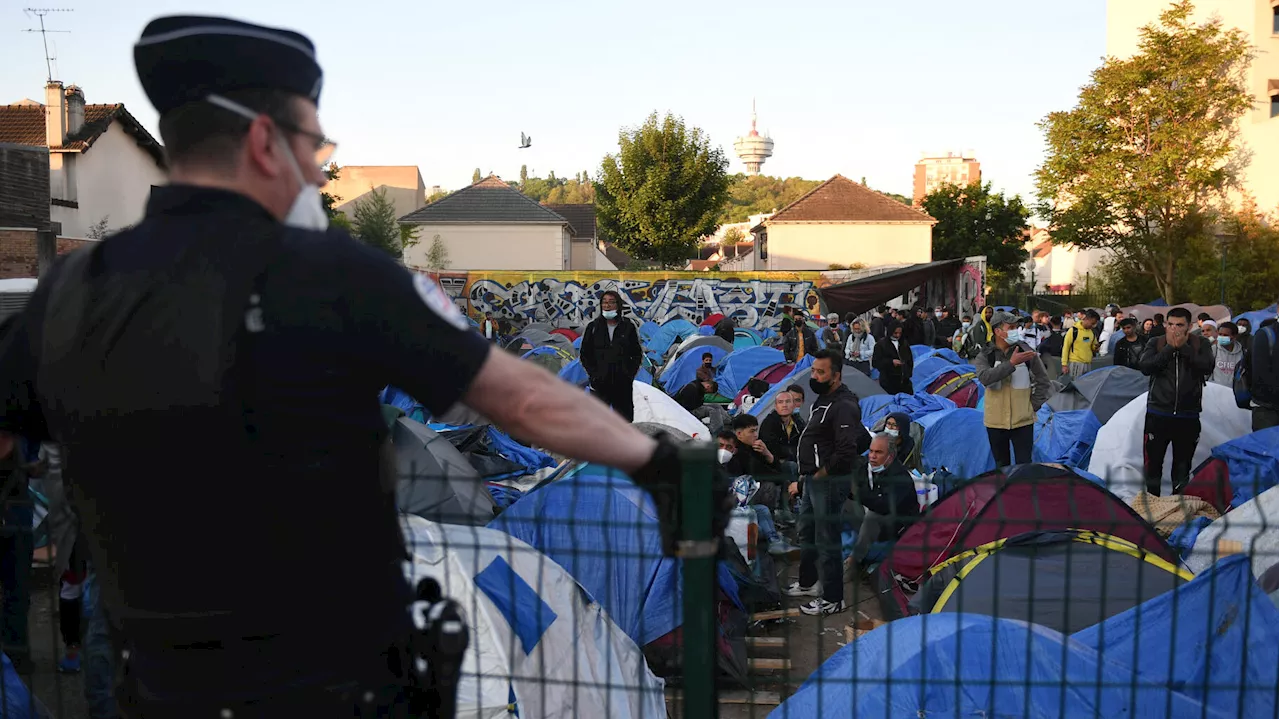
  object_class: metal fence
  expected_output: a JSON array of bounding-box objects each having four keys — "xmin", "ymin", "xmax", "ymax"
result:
[{"xmin": 5, "ymin": 452, "xmax": 1278, "ymax": 718}]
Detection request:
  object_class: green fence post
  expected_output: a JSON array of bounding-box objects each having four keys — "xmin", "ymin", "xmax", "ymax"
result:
[{"xmin": 678, "ymin": 444, "xmax": 718, "ymax": 719}]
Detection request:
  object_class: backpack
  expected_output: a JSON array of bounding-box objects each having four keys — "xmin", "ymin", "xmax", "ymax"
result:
[{"xmin": 1234, "ymin": 325, "xmax": 1276, "ymax": 409}]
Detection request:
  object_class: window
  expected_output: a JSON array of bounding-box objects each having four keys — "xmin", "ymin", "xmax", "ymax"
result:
[
  {"xmin": 1271, "ymin": 92, "xmax": 1279, "ymax": 118},
  {"xmin": 1273, "ymin": 4, "xmax": 1278, "ymax": 34},
  {"xmin": 758, "ymin": 232, "xmax": 768, "ymax": 260}
]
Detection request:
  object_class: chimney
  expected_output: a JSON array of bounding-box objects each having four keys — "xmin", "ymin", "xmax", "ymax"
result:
[
  {"xmin": 44, "ymin": 81, "xmax": 66, "ymax": 147},
  {"xmin": 64, "ymin": 85, "xmax": 85, "ymax": 137}
]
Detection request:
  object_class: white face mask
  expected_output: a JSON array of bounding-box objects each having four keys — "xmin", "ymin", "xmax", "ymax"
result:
[
  {"xmin": 1004, "ymin": 328, "xmax": 1025, "ymax": 344},
  {"xmin": 602, "ymin": 310, "xmax": 618, "ymax": 320},
  {"xmin": 869, "ymin": 462, "xmax": 887, "ymax": 474},
  {"xmin": 717, "ymin": 448, "xmax": 734, "ymax": 465},
  {"xmin": 962, "ymin": 322, "xmax": 972, "ymax": 330},
  {"xmin": 885, "ymin": 428, "xmax": 899, "ymax": 438},
  {"xmin": 1238, "ymin": 325, "xmax": 1248, "ymax": 334}
]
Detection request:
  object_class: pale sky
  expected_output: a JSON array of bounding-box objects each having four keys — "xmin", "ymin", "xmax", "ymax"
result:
[{"xmin": 1, "ymin": 0, "xmax": 1107, "ymax": 202}]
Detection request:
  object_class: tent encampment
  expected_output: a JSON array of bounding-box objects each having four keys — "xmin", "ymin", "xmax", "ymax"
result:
[
  {"xmin": 661, "ymin": 335, "xmax": 734, "ymax": 375},
  {"xmin": 1045, "ymin": 366, "xmax": 1146, "ymax": 422},
  {"xmin": 401, "ymin": 516, "xmax": 666, "ymax": 719},
  {"xmin": 557, "ymin": 359, "xmax": 653, "ymax": 388},
  {"xmin": 659, "ymin": 344, "xmax": 731, "ymax": 392},
  {"xmin": 1088, "ymin": 385, "xmax": 1253, "ymax": 501},
  {"xmin": 914, "ymin": 407, "xmax": 995, "ymax": 480},
  {"xmin": 715, "ymin": 346, "xmax": 785, "ymax": 398},
  {"xmin": 875, "ymin": 463, "xmax": 1180, "ymax": 619},
  {"xmin": 731, "ymin": 361, "xmax": 797, "ymax": 407},
  {"xmin": 1032, "ymin": 367, "xmax": 1146, "ymax": 468},
  {"xmin": 521, "ymin": 345, "xmax": 574, "ymax": 374},
  {"xmin": 908, "ymin": 529, "xmax": 1191, "ymax": 633},
  {"xmin": 643, "ymin": 318, "xmax": 698, "ymax": 364},
  {"xmin": 1233, "ymin": 303, "xmax": 1278, "ymax": 327},
  {"xmin": 733, "ymin": 328, "xmax": 762, "ymax": 349},
  {"xmin": 747, "ymin": 362, "xmax": 886, "ymax": 418},
  {"xmin": 859, "ymin": 392, "xmax": 956, "ymax": 429},
  {"xmin": 1182, "ymin": 427, "xmax": 1280, "ymax": 511},
  {"xmin": 392, "ymin": 417, "xmax": 497, "ymax": 526},
  {"xmin": 1185, "ymin": 486, "xmax": 1278, "ymax": 605},
  {"xmin": 631, "ymin": 381, "xmax": 709, "ymax": 439}
]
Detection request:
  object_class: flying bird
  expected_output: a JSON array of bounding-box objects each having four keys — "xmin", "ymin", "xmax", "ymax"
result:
[{"xmin": 519, "ymin": 132, "xmax": 532, "ymax": 149}]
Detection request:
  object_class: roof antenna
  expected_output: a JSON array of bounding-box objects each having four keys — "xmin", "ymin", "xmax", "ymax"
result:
[{"xmin": 22, "ymin": 8, "xmax": 73, "ymax": 82}]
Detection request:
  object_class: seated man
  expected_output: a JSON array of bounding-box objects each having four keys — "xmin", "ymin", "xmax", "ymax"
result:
[
  {"xmin": 845, "ymin": 433, "xmax": 919, "ymax": 580},
  {"xmin": 716, "ymin": 431, "xmax": 797, "ymax": 557},
  {"xmin": 725, "ymin": 414, "xmax": 777, "ymax": 478},
  {"xmin": 759, "ymin": 391, "xmax": 805, "ymax": 465},
  {"xmin": 673, "ymin": 377, "xmax": 716, "ymax": 413}
]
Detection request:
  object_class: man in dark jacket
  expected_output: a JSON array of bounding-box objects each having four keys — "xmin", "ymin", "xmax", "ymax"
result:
[
  {"xmin": 846, "ymin": 434, "xmax": 918, "ymax": 576},
  {"xmin": 1111, "ymin": 318, "xmax": 1144, "ymax": 370},
  {"xmin": 869, "ymin": 307, "xmax": 887, "ymax": 342},
  {"xmin": 759, "ymin": 391, "xmax": 805, "ymax": 464},
  {"xmin": 1138, "ymin": 307, "xmax": 1214, "ymax": 495},
  {"xmin": 783, "ymin": 350, "xmax": 870, "ymax": 617},
  {"xmin": 873, "ymin": 323, "xmax": 914, "ymax": 395},
  {"xmin": 724, "ymin": 414, "xmax": 779, "ymax": 478},
  {"xmin": 820, "ymin": 313, "xmax": 846, "ymax": 353},
  {"xmin": 1251, "ymin": 318, "xmax": 1278, "ymax": 430},
  {"xmin": 673, "ymin": 378, "xmax": 715, "ymax": 413},
  {"xmin": 580, "ymin": 290, "xmax": 644, "ymax": 421},
  {"xmin": 934, "ymin": 308, "xmax": 961, "ymax": 350},
  {"xmin": 783, "ymin": 322, "xmax": 819, "ymax": 363}
]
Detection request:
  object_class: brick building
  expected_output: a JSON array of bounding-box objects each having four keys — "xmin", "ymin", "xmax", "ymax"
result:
[{"xmin": 912, "ymin": 151, "xmax": 981, "ymax": 205}]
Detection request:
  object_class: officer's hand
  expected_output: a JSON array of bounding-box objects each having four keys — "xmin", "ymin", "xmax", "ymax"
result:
[{"xmin": 631, "ymin": 435, "xmax": 734, "ymax": 557}]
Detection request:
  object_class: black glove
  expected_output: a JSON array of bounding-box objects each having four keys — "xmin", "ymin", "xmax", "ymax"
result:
[{"xmin": 632, "ymin": 435, "xmax": 734, "ymax": 557}]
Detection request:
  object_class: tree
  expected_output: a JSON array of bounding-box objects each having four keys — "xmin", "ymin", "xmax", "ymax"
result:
[
  {"xmin": 424, "ymin": 234, "xmax": 450, "ymax": 271},
  {"xmin": 519, "ymin": 164, "xmax": 528, "ymax": 185},
  {"xmin": 351, "ymin": 186, "xmax": 404, "ymax": 257},
  {"xmin": 1034, "ymin": 0, "xmax": 1253, "ymax": 302},
  {"xmin": 86, "ymin": 216, "xmax": 110, "ymax": 240},
  {"xmin": 718, "ymin": 175, "xmax": 822, "ymax": 223},
  {"xmin": 920, "ymin": 181, "xmax": 1031, "ymax": 274},
  {"xmin": 720, "ymin": 227, "xmax": 745, "ymax": 260},
  {"xmin": 425, "ymin": 190, "xmax": 450, "ymax": 204},
  {"xmin": 596, "ymin": 112, "xmax": 731, "ymax": 268},
  {"xmin": 471, "ymin": 168, "xmax": 482, "ymax": 184}
]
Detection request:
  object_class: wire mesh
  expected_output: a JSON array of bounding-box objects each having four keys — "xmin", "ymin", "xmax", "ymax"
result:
[{"xmin": 3, "ymin": 446, "xmax": 1277, "ymax": 718}]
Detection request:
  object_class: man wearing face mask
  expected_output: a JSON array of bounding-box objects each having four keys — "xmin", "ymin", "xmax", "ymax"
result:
[
  {"xmin": 844, "ymin": 319, "xmax": 875, "ymax": 376},
  {"xmin": 581, "ymin": 290, "xmax": 643, "ymax": 421},
  {"xmin": 0, "ymin": 16, "xmax": 723, "ymax": 717},
  {"xmin": 845, "ymin": 434, "xmax": 918, "ymax": 580},
  {"xmin": 872, "ymin": 323, "xmax": 914, "ymax": 395},
  {"xmin": 934, "ymin": 307, "xmax": 960, "ymax": 350},
  {"xmin": 974, "ymin": 311, "xmax": 1050, "ymax": 467}
]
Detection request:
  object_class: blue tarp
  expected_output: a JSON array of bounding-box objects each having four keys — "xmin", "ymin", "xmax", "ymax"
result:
[
  {"xmin": 697, "ymin": 325, "xmax": 714, "ymax": 336},
  {"xmin": 909, "ymin": 344, "xmax": 935, "ymax": 360},
  {"xmin": 558, "ymin": 359, "xmax": 653, "ymax": 388},
  {"xmin": 715, "ymin": 346, "xmax": 785, "ymax": 398},
  {"xmin": 773, "ymin": 613, "xmax": 1232, "ymax": 718},
  {"xmin": 643, "ymin": 319, "xmax": 698, "ymax": 363},
  {"xmin": 660, "ymin": 346, "xmax": 732, "ymax": 393},
  {"xmin": 489, "ymin": 468, "xmax": 741, "ymax": 647},
  {"xmin": 747, "ymin": 356, "xmax": 815, "ymax": 418},
  {"xmin": 916, "ymin": 408, "xmax": 995, "ymax": 480},
  {"xmin": 485, "ymin": 427, "xmax": 555, "ymax": 475},
  {"xmin": 572, "ymin": 336, "xmax": 582, "ymax": 351},
  {"xmin": 1211, "ymin": 427, "xmax": 1280, "ymax": 506},
  {"xmin": 1033, "ymin": 406, "xmax": 1104, "ymax": 467},
  {"xmin": 0, "ymin": 653, "xmax": 43, "ymax": 719},
  {"xmin": 379, "ymin": 386, "xmax": 426, "ymax": 423},
  {"xmin": 1233, "ymin": 303, "xmax": 1278, "ymax": 326},
  {"xmin": 1167, "ymin": 515, "xmax": 1214, "ymax": 560},
  {"xmin": 913, "ymin": 360, "xmax": 977, "ymax": 393},
  {"xmin": 1149, "ymin": 298, "xmax": 1170, "ymax": 307},
  {"xmin": 860, "ymin": 392, "xmax": 956, "ymax": 429}
]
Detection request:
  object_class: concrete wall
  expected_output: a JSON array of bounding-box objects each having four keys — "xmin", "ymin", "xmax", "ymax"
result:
[
  {"xmin": 402, "ymin": 224, "xmax": 570, "ymax": 271},
  {"xmin": 337, "ymin": 185, "xmax": 424, "ymax": 223},
  {"xmin": 51, "ymin": 123, "xmax": 165, "ymax": 238},
  {"xmin": 328, "ymin": 166, "xmax": 425, "ymax": 220},
  {"xmin": 759, "ymin": 222, "xmax": 933, "ymax": 270},
  {"xmin": 0, "ymin": 228, "xmax": 93, "ymax": 279},
  {"xmin": 0, "ymin": 145, "xmax": 50, "ymax": 228},
  {"xmin": 570, "ymin": 239, "xmax": 596, "ymax": 270},
  {"xmin": 1106, "ymin": 0, "xmax": 1278, "ymax": 214}
]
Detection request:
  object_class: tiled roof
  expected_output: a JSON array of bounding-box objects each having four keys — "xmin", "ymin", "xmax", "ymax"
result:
[
  {"xmin": 545, "ymin": 204, "xmax": 597, "ymax": 240},
  {"xmin": 603, "ymin": 243, "xmax": 632, "ymax": 268},
  {"xmin": 764, "ymin": 175, "xmax": 934, "ymax": 225},
  {"xmin": 0, "ymin": 103, "xmax": 164, "ymax": 166},
  {"xmin": 399, "ymin": 174, "xmax": 573, "ymax": 228}
]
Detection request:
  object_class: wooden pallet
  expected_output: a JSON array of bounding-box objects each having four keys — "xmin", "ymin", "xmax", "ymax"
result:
[
  {"xmin": 747, "ymin": 657, "xmax": 791, "ymax": 672},
  {"xmin": 744, "ymin": 636, "xmax": 786, "ymax": 650},
  {"xmin": 748, "ymin": 607, "xmax": 803, "ymax": 622},
  {"xmin": 664, "ymin": 688, "xmax": 782, "ymax": 707}
]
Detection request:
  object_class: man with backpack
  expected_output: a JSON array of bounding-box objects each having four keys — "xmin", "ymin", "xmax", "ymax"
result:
[
  {"xmin": 1137, "ymin": 307, "xmax": 1214, "ymax": 496},
  {"xmin": 1062, "ymin": 310, "xmax": 1101, "ymax": 379}
]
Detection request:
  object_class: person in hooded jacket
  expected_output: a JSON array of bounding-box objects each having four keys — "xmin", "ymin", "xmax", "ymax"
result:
[
  {"xmin": 844, "ymin": 318, "xmax": 875, "ymax": 376},
  {"xmin": 872, "ymin": 323, "xmax": 914, "ymax": 394},
  {"xmin": 1210, "ymin": 322, "xmax": 1244, "ymax": 387},
  {"xmin": 580, "ymin": 290, "xmax": 644, "ymax": 421},
  {"xmin": 882, "ymin": 412, "xmax": 917, "ymax": 469}
]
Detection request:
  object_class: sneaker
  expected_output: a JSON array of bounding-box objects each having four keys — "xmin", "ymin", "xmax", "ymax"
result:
[
  {"xmin": 783, "ymin": 581, "xmax": 820, "ymax": 598},
  {"xmin": 768, "ymin": 539, "xmax": 801, "ymax": 559},
  {"xmin": 799, "ymin": 598, "xmax": 847, "ymax": 617},
  {"xmin": 57, "ymin": 654, "xmax": 80, "ymax": 674}
]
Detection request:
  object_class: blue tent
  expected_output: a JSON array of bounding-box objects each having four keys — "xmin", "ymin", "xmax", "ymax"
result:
[
  {"xmin": 747, "ymin": 356, "xmax": 815, "ymax": 418},
  {"xmin": 489, "ymin": 468, "xmax": 740, "ymax": 647},
  {"xmin": 643, "ymin": 319, "xmax": 697, "ymax": 364},
  {"xmin": 638, "ymin": 320, "xmax": 661, "ymax": 346},
  {"xmin": 860, "ymin": 392, "xmax": 956, "ymax": 429},
  {"xmin": 1033, "ymin": 406, "xmax": 1104, "ymax": 467},
  {"xmin": 909, "ymin": 344, "xmax": 935, "ymax": 361},
  {"xmin": 1148, "ymin": 298, "xmax": 1170, "ymax": 307},
  {"xmin": 696, "ymin": 324, "xmax": 714, "ymax": 336},
  {"xmin": 715, "ymin": 346, "xmax": 785, "ymax": 398},
  {"xmin": 380, "ymin": 386, "xmax": 426, "ymax": 423},
  {"xmin": 558, "ymin": 359, "xmax": 652, "ymax": 387},
  {"xmin": 774, "ymin": 614, "xmax": 1231, "ymax": 718},
  {"xmin": 0, "ymin": 653, "xmax": 44, "ymax": 719},
  {"xmin": 1234, "ymin": 303, "xmax": 1278, "ymax": 327},
  {"xmin": 775, "ymin": 556, "xmax": 1271, "ymax": 719},
  {"xmin": 660, "ymin": 345, "xmax": 732, "ymax": 393},
  {"xmin": 733, "ymin": 328, "xmax": 762, "ymax": 349},
  {"xmin": 1211, "ymin": 426, "xmax": 1280, "ymax": 506},
  {"xmin": 916, "ymin": 408, "xmax": 995, "ymax": 481}
]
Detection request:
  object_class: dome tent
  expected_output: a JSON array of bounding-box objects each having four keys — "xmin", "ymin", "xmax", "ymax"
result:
[
  {"xmin": 747, "ymin": 361, "xmax": 886, "ymax": 419},
  {"xmin": 391, "ymin": 416, "xmax": 497, "ymax": 526}
]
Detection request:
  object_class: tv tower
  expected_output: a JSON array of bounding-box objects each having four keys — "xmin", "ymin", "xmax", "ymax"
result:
[{"xmin": 733, "ymin": 99, "xmax": 774, "ymax": 176}]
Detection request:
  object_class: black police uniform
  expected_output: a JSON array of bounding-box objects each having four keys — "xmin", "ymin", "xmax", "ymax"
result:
[{"xmin": 0, "ymin": 15, "xmax": 492, "ymax": 718}]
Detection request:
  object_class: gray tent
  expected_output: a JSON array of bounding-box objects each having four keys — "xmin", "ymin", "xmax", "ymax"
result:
[
  {"xmin": 392, "ymin": 417, "xmax": 496, "ymax": 526},
  {"xmin": 506, "ymin": 329, "xmax": 572, "ymax": 354},
  {"xmin": 1046, "ymin": 366, "xmax": 1147, "ymax": 423}
]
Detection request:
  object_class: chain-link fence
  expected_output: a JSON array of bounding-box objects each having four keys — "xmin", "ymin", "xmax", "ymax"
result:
[{"xmin": 5, "ymin": 442, "xmax": 1278, "ymax": 718}]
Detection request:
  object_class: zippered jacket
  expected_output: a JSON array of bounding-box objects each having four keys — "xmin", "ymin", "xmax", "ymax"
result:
[
  {"xmin": 797, "ymin": 384, "xmax": 869, "ymax": 476},
  {"xmin": 1138, "ymin": 335, "xmax": 1214, "ymax": 417}
]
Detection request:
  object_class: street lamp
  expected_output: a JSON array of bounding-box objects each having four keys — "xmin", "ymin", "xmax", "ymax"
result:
[{"xmin": 1025, "ymin": 258, "xmax": 1038, "ymax": 314}]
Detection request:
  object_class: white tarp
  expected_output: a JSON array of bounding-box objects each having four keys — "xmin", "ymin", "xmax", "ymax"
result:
[
  {"xmin": 1087, "ymin": 384, "xmax": 1252, "ymax": 501},
  {"xmin": 631, "ymin": 381, "xmax": 708, "ymax": 440},
  {"xmin": 1186, "ymin": 486, "xmax": 1279, "ymax": 606},
  {"xmin": 400, "ymin": 516, "xmax": 665, "ymax": 719}
]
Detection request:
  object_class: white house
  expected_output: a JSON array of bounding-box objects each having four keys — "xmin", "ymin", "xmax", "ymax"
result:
[
  {"xmin": 399, "ymin": 175, "xmax": 582, "ymax": 271},
  {"xmin": 0, "ymin": 81, "xmax": 165, "ymax": 238},
  {"xmin": 748, "ymin": 175, "xmax": 936, "ymax": 270}
]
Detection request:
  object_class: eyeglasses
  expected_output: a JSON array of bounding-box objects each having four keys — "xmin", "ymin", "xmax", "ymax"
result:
[{"xmin": 206, "ymin": 94, "xmax": 337, "ymax": 168}]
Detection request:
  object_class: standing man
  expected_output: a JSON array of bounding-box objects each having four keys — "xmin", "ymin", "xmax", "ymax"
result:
[
  {"xmin": 820, "ymin": 313, "xmax": 846, "ymax": 353},
  {"xmin": 0, "ymin": 16, "xmax": 712, "ymax": 716},
  {"xmin": 581, "ymin": 290, "xmax": 644, "ymax": 421},
  {"xmin": 1210, "ymin": 323, "xmax": 1244, "ymax": 387},
  {"xmin": 844, "ymin": 319, "xmax": 875, "ymax": 376},
  {"xmin": 869, "ymin": 306, "xmax": 888, "ymax": 342},
  {"xmin": 873, "ymin": 323, "xmax": 914, "ymax": 395},
  {"xmin": 1062, "ymin": 309, "xmax": 1100, "ymax": 379},
  {"xmin": 482, "ymin": 311, "xmax": 498, "ymax": 342},
  {"xmin": 973, "ymin": 311, "xmax": 1050, "ymax": 467},
  {"xmin": 1138, "ymin": 308, "xmax": 1214, "ymax": 496},
  {"xmin": 783, "ymin": 317, "xmax": 818, "ymax": 364},
  {"xmin": 1250, "ymin": 318, "xmax": 1278, "ymax": 430},
  {"xmin": 934, "ymin": 307, "xmax": 960, "ymax": 350},
  {"xmin": 1236, "ymin": 317, "xmax": 1254, "ymax": 352},
  {"xmin": 1111, "ymin": 318, "xmax": 1145, "ymax": 370},
  {"xmin": 783, "ymin": 350, "xmax": 869, "ymax": 617}
]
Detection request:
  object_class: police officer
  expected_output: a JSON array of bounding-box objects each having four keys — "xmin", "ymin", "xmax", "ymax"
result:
[{"xmin": 0, "ymin": 15, "xmax": 719, "ymax": 718}]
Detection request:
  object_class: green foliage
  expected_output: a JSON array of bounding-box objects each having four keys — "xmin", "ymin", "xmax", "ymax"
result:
[
  {"xmin": 721, "ymin": 227, "xmax": 745, "ymax": 247},
  {"xmin": 920, "ymin": 181, "xmax": 1031, "ymax": 274},
  {"xmin": 1034, "ymin": 0, "xmax": 1253, "ymax": 302},
  {"xmin": 513, "ymin": 171, "xmax": 596, "ymax": 205},
  {"xmin": 718, "ymin": 175, "xmax": 821, "ymax": 223},
  {"xmin": 596, "ymin": 112, "xmax": 731, "ymax": 268},
  {"xmin": 472, "ymin": 168, "xmax": 482, "ymax": 184},
  {"xmin": 425, "ymin": 190, "xmax": 450, "ymax": 204},
  {"xmin": 424, "ymin": 234, "xmax": 450, "ymax": 271},
  {"xmin": 520, "ymin": 164, "xmax": 529, "ymax": 184},
  {"xmin": 321, "ymin": 163, "xmax": 343, "ymax": 220},
  {"xmin": 879, "ymin": 191, "xmax": 912, "ymax": 207},
  {"xmin": 351, "ymin": 186, "xmax": 404, "ymax": 258}
]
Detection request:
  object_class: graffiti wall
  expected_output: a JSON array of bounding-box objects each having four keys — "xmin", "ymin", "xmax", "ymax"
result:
[{"xmin": 425, "ymin": 271, "xmax": 831, "ymax": 331}]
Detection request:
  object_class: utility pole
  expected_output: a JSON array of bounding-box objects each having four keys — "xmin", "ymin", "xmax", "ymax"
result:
[{"xmin": 23, "ymin": 8, "xmax": 73, "ymax": 81}]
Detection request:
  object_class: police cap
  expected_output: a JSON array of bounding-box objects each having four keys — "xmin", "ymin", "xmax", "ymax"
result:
[{"xmin": 134, "ymin": 15, "xmax": 323, "ymax": 115}]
